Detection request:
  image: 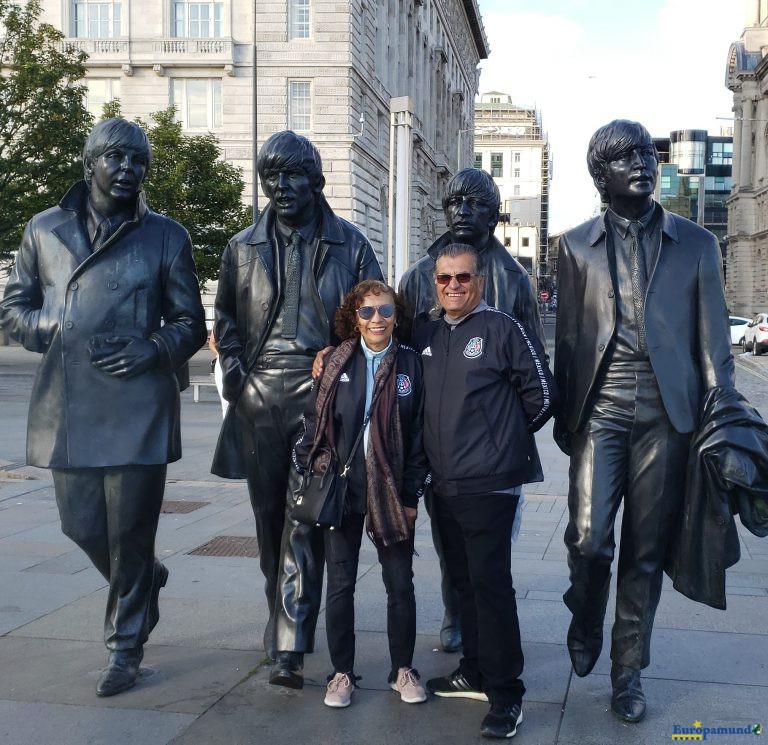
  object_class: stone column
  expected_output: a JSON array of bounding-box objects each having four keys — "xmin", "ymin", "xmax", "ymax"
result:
[
  {"xmin": 732, "ymin": 99, "xmax": 743, "ymax": 186},
  {"xmin": 755, "ymin": 96, "xmax": 768, "ymax": 187},
  {"xmin": 740, "ymin": 96, "xmax": 754, "ymax": 188},
  {"xmin": 747, "ymin": 0, "xmax": 761, "ymax": 27}
]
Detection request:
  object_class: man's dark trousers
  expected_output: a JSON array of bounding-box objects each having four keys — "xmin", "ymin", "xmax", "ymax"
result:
[
  {"xmin": 51, "ymin": 465, "xmax": 167, "ymax": 651},
  {"xmin": 563, "ymin": 362, "xmax": 690, "ymax": 669},
  {"xmin": 235, "ymin": 362, "xmax": 323, "ymax": 655},
  {"xmin": 433, "ymin": 490, "xmax": 525, "ymax": 706}
]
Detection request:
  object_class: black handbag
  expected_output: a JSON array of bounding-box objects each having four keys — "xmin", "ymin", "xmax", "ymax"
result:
[{"xmin": 291, "ymin": 396, "xmax": 377, "ymax": 530}]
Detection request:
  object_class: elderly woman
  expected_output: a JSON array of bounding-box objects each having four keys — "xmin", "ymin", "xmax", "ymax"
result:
[{"xmin": 294, "ymin": 279, "xmax": 428, "ymax": 709}]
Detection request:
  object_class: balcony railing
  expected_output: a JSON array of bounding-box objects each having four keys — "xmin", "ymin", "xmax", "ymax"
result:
[
  {"xmin": 152, "ymin": 38, "xmax": 232, "ymax": 57},
  {"xmin": 55, "ymin": 37, "xmax": 234, "ymax": 69},
  {"xmin": 56, "ymin": 38, "xmax": 129, "ymax": 59}
]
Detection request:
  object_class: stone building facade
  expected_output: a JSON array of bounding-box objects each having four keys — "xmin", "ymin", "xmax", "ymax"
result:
[
  {"xmin": 725, "ymin": 1, "xmax": 768, "ymax": 315},
  {"xmin": 33, "ymin": 0, "xmax": 488, "ymax": 271}
]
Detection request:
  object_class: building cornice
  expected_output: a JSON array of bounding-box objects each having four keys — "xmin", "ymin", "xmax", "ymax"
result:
[{"xmin": 460, "ymin": 0, "xmax": 489, "ymax": 59}]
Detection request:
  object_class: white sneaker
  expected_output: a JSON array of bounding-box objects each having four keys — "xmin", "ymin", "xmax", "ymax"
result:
[
  {"xmin": 390, "ymin": 667, "xmax": 427, "ymax": 704},
  {"xmin": 324, "ymin": 672, "xmax": 354, "ymax": 708}
]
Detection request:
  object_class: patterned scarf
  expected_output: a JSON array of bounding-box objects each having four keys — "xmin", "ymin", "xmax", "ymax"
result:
[{"xmin": 307, "ymin": 337, "xmax": 409, "ymax": 546}]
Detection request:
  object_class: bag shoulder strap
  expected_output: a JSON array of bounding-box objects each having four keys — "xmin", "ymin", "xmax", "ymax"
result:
[{"xmin": 339, "ymin": 386, "xmax": 382, "ymax": 476}]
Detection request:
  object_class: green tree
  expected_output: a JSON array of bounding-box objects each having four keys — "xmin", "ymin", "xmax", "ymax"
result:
[
  {"xmin": 0, "ymin": 0, "xmax": 91, "ymax": 265},
  {"xmin": 128, "ymin": 106, "xmax": 251, "ymax": 287}
]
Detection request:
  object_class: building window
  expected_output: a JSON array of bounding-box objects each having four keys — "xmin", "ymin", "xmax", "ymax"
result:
[
  {"xmin": 514, "ymin": 168, "xmax": 520, "ymax": 178},
  {"xmin": 171, "ymin": 78, "xmax": 222, "ymax": 129},
  {"xmin": 490, "ymin": 96, "xmax": 500, "ymax": 103},
  {"xmin": 514, "ymin": 152, "xmax": 520, "ymax": 163},
  {"xmin": 521, "ymin": 237, "xmax": 529, "ymax": 247},
  {"xmin": 289, "ymin": 0, "xmax": 310, "ymax": 39},
  {"xmin": 288, "ymin": 80, "xmax": 311, "ymax": 130},
  {"xmin": 473, "ymin": 152, "xmax": 482, "ymax": 169},
  {"xmin": 72, "ymin": 1, "xmax": 121, "ymax": 37},
  {"xmin": 85, "ymin": 78, "xmax": 120, "ymax": 119},
  {"xmin": 172, "ymin": 2, "xmax": 223, "ymax": 38},
  {"xmin": 513, "ymin": 185, "xmax": 520, "ymax": 196},
  {"xmin": 490, "ymin": 152, "xmax": 503, "ymax": 178}
]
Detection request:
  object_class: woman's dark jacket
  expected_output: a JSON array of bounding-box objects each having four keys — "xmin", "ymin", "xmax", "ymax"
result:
[{"xmin": 294, "ymin": 341, "xmax": 428, "ymax": 510}]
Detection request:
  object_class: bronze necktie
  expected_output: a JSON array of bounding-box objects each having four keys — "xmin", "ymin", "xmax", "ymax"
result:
[
  {"xmin": 282, "ymin": 231, "xmax": 302, "ymax": 339},
  {"xmin": 628, "ymin": 221, "xmax": 647, "ymax": 354}
]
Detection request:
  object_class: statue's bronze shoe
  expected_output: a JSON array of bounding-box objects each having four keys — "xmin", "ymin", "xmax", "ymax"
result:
[
  {"xmin": 96, "ymin": 648, "xmax": 143, "ymax": 697},
  {"xmin": 610, "ymin": 664, "xmax": 646, "ymax": 723}
]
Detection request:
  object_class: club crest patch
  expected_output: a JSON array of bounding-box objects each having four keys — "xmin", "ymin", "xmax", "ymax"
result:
[
  {"xmin": 396, "ymin": 374, "xmax": 412, "ymax": 396},
  {"xmin": 463, "ymin": 337, "xmax": 484, "ymax": 359}
]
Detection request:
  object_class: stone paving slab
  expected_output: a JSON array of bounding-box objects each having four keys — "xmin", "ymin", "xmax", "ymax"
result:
[
  {"xmin": 0, "ymin": 567, "xmax": 106, "ymax": 635},
  {"xmin": 586, "ymin": 627, "xmax": 768, "ymax": 686},
  {"xmin": 558, "ymin": 674, "xmax": 768, "ymax": 745},
  {"xmin": 0, "ymin": 700, "xmax": 194, "ymax": 745},
  {"xmin": 11, "ymin": 593, "xmax": 267, "ymax": 652},
  {"xmin": 0, "ymin": 637, "xmax": 254, "ymax": 715},
  {"xmin": 169, "ymin": 664, "xmax": 564, "ymax": 745}
]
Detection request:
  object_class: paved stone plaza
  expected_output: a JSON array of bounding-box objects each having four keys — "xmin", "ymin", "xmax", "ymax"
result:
[{"xmin": 0, "ymin": 333, "xmax": 767, "ymax": 744}]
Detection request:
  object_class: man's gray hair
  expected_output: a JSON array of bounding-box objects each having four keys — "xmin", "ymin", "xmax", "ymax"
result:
[{"xmin": 434, "ymin": 243, "xmax": 486, "ymax": 276}]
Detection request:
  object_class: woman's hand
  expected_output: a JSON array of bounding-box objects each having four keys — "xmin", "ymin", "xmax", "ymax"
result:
[{"xmin": 404, "ymin": 506, "xmax": 418, "ymax": 529}]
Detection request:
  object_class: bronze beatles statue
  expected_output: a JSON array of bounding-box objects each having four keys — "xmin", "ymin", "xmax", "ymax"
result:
[
  {"xmin": 0, "ymin": 119, "xmax": 208, "ymax": 696},
  {"xmin": 554, "ymin": 120, "xmax": 734, "ymax": 722},
  {"xmin": 211, "ymin": 130, "xmax": 383, "ymax": 688}
]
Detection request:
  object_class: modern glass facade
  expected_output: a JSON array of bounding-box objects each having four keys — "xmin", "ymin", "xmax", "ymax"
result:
[{"xmin": 654, "ymin": 130, "xmax": 732, "ymax": 266}]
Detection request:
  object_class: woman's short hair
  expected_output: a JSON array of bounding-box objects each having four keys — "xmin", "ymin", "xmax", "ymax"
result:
[{"xmin": 334, "ymin": 279, "xmax": 405, "ymax": 340}]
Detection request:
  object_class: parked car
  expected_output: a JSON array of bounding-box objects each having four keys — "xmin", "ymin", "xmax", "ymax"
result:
[
  {"xmin": 730, "ymin": 316, "xmax": 751, "ymax": 346},
  {"xmin": 743, "ymin": 313, "xmax": 768, "ymax": 356}
]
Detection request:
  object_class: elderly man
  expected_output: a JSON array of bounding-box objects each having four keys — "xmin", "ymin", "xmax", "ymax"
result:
[
  {"xmin": 0, "ymin": 119, "xmax": 207, "ymax": 696},
  {"xmin": 399, "ymin": 167, "xmax": 545, "ymax": 652},
  {"xmin": 211, "ymin": 130, "xmax": 382, "ymax": 688},
  {"xmin": 416, "ymin": 243, "xmax": 556, "ymax": 739},
  {"xmin": 555, "ymin": 120, "xmax": 734, "ymax": 722}
]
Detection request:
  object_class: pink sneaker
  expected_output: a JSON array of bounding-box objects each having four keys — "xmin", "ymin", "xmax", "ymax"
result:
[
  {"xmin": 390, "ymin": 667, "xmax": 427, "ymax": 704},
  {"xmin": 324, "ymin": 672, "xmax": 354, "ymax": 708}
]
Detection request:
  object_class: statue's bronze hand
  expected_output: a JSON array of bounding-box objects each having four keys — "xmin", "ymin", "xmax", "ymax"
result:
[{"xmin": 91, "ymin": 337, "xmax": 158, "ymax": 378}]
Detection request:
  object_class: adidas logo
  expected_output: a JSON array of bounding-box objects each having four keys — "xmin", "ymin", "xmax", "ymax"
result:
[
  {"xmin": 340, "ymin": 372, "xmax": 350, "ymax": 382},
  {"xmin": 422, "ymin": 347, "xmax": 432, "ymax": 357}
]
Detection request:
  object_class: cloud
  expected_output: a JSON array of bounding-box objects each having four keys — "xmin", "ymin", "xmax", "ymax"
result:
[{"xmin": 476, "ymin": 1, "xmax": 747, "ymax": 232}]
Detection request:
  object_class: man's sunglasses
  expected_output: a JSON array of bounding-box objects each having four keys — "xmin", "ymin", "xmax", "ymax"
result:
[
  {"xmin": 356, "ymin": 304, "xmax": 395, "ymax": 320},
  {"xmin": 435, "ymin": 273, "xmax": 481, "ymax": 285}
]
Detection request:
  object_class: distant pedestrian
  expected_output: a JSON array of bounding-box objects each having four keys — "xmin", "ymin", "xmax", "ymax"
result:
[{"xmin": 208, "ymin": 328, "xmax": 228, "ymax": 417}]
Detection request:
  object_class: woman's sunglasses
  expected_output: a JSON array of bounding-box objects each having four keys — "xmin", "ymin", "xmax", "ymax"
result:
[{"xmin": 356, "ymin": 304, "xmax": 395, "ymax": 320}]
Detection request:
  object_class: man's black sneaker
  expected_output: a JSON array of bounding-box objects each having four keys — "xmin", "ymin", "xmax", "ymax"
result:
[
  {"xmin": 481, "ymin": 703, "xmax": 523, "ymax": 738},
  {"xmin": 426, "ymin": 669, "xmax": 488, "ymax": 701}
]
